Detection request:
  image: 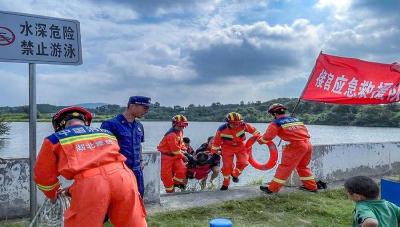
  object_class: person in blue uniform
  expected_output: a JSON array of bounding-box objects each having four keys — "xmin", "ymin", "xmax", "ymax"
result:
[{"xmin": 101, "ymin": 96, "xmax": 151, "ymax": 197}]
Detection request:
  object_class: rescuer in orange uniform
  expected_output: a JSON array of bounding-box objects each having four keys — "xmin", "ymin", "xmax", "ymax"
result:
[
  {"xmin": 211, "ymin": 112, "xmax": 261, "ymax": 190},
  {"xmin": 34, "ymin": 106, "xmax": 147, "ymax": 227},
  {"xmin": 258, "ymin": 103, "xmax": 317, "ymax": 194},
  {"xmin": 157, "ymin": 114, "xmax": 189, "ymax": 193}
]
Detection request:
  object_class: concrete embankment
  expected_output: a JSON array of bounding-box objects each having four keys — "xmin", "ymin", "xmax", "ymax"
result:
[{"xmin": 1, "ymin": 141, "xmax": 400, "ymax": 219}]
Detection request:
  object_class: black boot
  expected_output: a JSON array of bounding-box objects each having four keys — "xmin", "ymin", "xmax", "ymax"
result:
[
  {"xmin": 220, "ymin": 185, "xmax": 229, "ymax": 191},
  {"xmin": 259, "ymin": 186, "xmax": 274, "ymax": 194},
  {"xmin": 174, "ymin": 184, "xmax": 186, "ymax": 190},
  {"xmin": 317, "ymin": 180, "xmax": 327, "ymax": 189},
  {"xmin": 232, "ymin": 175, "xmax": 239, "ymax": 183}
]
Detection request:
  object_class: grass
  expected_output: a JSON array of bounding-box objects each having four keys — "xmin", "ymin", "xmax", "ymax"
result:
[
  {"xmin": 0, "ymin": 219, "xmax": 29, "ymax": 227},
  {"xmin": 1, "ymin": 189, "xmax": 354, "ymax": 227},
  {"xmin": 144, "ymin": 188, "xmax": 354, "ymax": 227},
  {"xmin": 247, "ymin": 176, "xmax": 264, "ymax": 186}
]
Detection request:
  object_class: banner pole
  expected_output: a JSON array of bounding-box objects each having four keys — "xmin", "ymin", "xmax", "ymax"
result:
[{"xmin": 291, "ymin": 51, "xmax": 322, "ymax": 116}]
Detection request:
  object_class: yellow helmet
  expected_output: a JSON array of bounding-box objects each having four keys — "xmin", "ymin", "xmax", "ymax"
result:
[{"xmin": 172, "ymin": 114, "xmax": 188, "ymax": 127}]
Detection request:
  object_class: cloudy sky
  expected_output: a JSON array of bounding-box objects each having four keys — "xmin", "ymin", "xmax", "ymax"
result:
[{"xmin": 0, "ymin": 0, "xmax": 399, "ymax": 107}]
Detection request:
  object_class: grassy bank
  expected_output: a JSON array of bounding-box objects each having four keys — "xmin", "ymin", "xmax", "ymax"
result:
[
  {"xmin": 145, "ymin": 189, "xmax": 353, "ymax": 227},
  {"xmin": 0, "ymin": 189, "xmax": 354, "ymax": 227}
]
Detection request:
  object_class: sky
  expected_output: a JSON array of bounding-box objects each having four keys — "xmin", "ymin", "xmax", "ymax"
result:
[{"xmin": 0, "ymin": 0, "xmax": 399, "ymax": 107}]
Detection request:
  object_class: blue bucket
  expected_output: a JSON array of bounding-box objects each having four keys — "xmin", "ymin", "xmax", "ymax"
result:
[
  {"xmin": 381, "ymin": 178, "xmax": 400, "ymax": 206},
  {"xmin": 209, "ymin": 218, "xmax": 233, "ymax": 227}
]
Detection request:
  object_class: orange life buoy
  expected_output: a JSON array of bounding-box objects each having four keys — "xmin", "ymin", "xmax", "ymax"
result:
[{"xmin": 245, "ymin": 136, "xmax": 278, "ymax": 170}]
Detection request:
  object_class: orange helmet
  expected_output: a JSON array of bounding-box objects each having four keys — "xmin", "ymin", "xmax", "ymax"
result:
[
  {"xmin": 267, "ymin": 103, "xmax": 287, "ymax": 115},
  {"xmin": 172, "ymin": 114, "xmax": 188, "ymax": 127},
  {"xmin": 52, "ymin": 106, "xmax": 92, "ymax": 132},
  {"xmin": 225, "ymin": 112, "xmax": 243, "ymax": 124}
]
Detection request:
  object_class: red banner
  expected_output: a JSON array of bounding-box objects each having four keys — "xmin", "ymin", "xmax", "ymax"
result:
[{"xmin": 300, "ymin": 53, "xmax": 400, "ymax": 104}]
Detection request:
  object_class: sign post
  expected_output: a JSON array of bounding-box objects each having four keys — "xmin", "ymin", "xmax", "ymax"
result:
[
  {"xmin": 29, "ymin": 63, "xmax": 37, "ymax": 220},
  {"xmin": 0, "ymin": 10, "xmax": 82, "ymax": 221}
]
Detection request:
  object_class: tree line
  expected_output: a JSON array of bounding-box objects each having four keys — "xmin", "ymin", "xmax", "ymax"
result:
[{"xmin": 0, "ymin": 98, "xmax": 399, "ymax": 128}]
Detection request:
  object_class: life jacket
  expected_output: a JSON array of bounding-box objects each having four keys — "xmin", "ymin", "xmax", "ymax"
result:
[
  {"xmin": 157, "ymin": 128, "xmax": 186, "ymax": 157},
  {"xmin": 212, "ymin": 122, "xmax": 260, "ymax": 151},
  {"xmin": 272, "ymin": 116, "xmax": 310, "ymax": 141},
  {"xmin": 34, "ymin": 125, "xmax": 126, "ymax": 198}
]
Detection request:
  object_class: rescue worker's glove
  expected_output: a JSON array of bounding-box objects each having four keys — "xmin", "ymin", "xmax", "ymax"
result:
[
  {"xmin": 211, "ymin": 148, "xmax": 221, "ymax": 155},
  {"xmin": 256, "ymin": 136, "xmax": 268, "ymax": 145},
  {"xmin": 51, "ymin": 187, "xmax": 71, "ymax": 203},
  {"xmin": 176, "ymin": 152, "xmax": 188, "ymax": 162}
]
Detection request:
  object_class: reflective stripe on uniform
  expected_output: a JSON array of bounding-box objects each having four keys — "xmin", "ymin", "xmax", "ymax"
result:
[
  {"xmin": 171, "ymin": 150, "xmax": 181, "ymax": 155},
  {"xmin": 281, "ymin": 122, "xmax": 304, "ymax": 128},
  {"xmin": 37, "ymin": 181, "xmax": 60, "ymax": 191},
  {"xmin": 223, "ymin": 175, "xmax": 230, "ymax": 179},
  {"xmin": 299, "ymin": 176, "xmax": 315, "ymax": 181},
  {"xmin": 220, "ymin": 134, "xmax": 233, "ymax": 139},
  {"xmin": 59, "ymin": 133, "xmax": 117, "ymax": 145},
  {"xmin": 259, "ymin": 137, "xmax": 269, "ymax": 143},
  {"xmin": 211, "ymin": 146, "xmax": 220, "ymax": 150},
  {"xmin": 165, "ymin": 186, "xmax": 174, "ymax": 191},
  {"xmin": 236, "ymin": 130, "xmax": 245, "ymax": 137},
  {"xmin": 272, "ymin": 177, "xmax": 286, "ymax": 184},
  {"xmin": 173, "ymin": 176, "xmax": 184, "ymax": 183},
  {"xmin": 252, "ymin": 130, "xmax": 260, "ymax": 136}
]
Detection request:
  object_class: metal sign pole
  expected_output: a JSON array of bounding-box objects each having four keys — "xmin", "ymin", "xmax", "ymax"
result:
[{"xmin": 29, "ymin": 63, "xmax": 37, "ymax": 221}]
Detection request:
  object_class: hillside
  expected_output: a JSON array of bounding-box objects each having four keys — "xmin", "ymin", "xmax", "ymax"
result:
[{"xmin": 0, "ymin": 98, "xmax": 399, "ymax": 127}]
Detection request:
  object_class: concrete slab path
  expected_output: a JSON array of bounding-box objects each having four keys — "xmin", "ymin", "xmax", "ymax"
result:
[{"xmin": 145, "ymin": 183, "xmax": 341, "ymax": 215}]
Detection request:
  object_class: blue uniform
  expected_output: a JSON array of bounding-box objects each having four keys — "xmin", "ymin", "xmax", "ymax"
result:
[{"xmin": 101, "ymin": 114, "xmax": 145, "ymax": 197}]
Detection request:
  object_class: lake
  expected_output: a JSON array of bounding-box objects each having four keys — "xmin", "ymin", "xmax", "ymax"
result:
[
  {"xmin": 1, "ymin": 122, "xmax": 400, "ymax": 159},
  {"xmin": 1, "ymin": 121, "xmax": 400, "ymax": 191}
]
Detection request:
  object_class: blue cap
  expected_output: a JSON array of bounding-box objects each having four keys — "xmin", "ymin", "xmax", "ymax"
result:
[{"xmin": 128, "ymin": 96, "xmax": 151, "ymax": 107}]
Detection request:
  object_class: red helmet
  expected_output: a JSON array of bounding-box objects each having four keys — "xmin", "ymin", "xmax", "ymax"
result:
[
  {"xmin": 52, "ymin": 106, "xmax": 92, "ymax": 132},
  {"xmin": 267, "ymin": 103, "xmax": 287, "ymax": 115},
  {"xmin": 225, "ymin": 112, "xmax": 243, "ymax": 124},
  {"xmin": 172, "ymin": 114, "xmax": 188, "ymax": 128}
]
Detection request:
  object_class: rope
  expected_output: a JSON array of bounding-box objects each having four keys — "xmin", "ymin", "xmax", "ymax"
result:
[{"xmin": 29, "ymin": 193, "xmax": 71, "ymax": 227}]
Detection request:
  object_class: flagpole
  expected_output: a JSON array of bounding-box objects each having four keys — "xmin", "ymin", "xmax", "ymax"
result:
[{"xmin": 291, "ymin": 50, "xmax": 322, "ymax": 117}]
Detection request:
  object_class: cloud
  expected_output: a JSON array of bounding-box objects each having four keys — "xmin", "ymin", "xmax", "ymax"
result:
[
  {"xmin": 188, "ymin": 20, "xmax": 321, "ymax": 82},
  {"xmin": 91, "ymin": 0, "xmax": 218, "ymax": 18},
  {"xmin": 316, "ymin": 0, "xmax": 400, "ymax": 62},
  {"xmin": 0, "ymin": 0, "xmax": 399, "ymax": 107}
]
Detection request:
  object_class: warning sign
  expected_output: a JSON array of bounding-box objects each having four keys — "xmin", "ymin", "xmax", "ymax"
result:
[
  {"xmin": 0, "ymin": 10, "xmax": 82, "ymax": 65},
  {"xmin": 0, "ymin": 26, "xmax": 15, "ymax": 46}
]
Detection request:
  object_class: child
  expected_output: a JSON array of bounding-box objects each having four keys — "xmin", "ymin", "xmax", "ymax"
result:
[
  {"xmin": 186, "ymin": 152, "xmax": 213, "ymax": 190},
  {"xmin": 344, "ymin": 176, "xmax": 400, "ymax": 227},
  {"xmin": 196, "ymin": 136, "xmax": 220, "ymax": 184},
  {"xmin": 183, "ymin": 137, "xmax": 195, "ymax": 155}
]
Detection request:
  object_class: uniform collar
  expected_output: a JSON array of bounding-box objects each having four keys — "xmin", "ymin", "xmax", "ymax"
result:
[
  {"xmin": 116, "ymin": 114, "xmax": 135, "ymax": 124},
  {"xmin": 276, "ymin": 114, "xmax": 288, "ymax": 119}
]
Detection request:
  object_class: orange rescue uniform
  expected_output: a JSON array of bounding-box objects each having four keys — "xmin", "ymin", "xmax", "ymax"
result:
[
  {"xmin": 211, "ymin": 122, "xmax": 260, "ymax": 187},
  {"xmin": 34, "ymin": 125, "xmax": 147, "ymax": 227},
  {"xmin": 259, "ymin": 115, "xmax": 317, "ymax": 192},
  {"xmin": 157, "ymin": 128, "xmax": 187, "ymax": 193}
]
